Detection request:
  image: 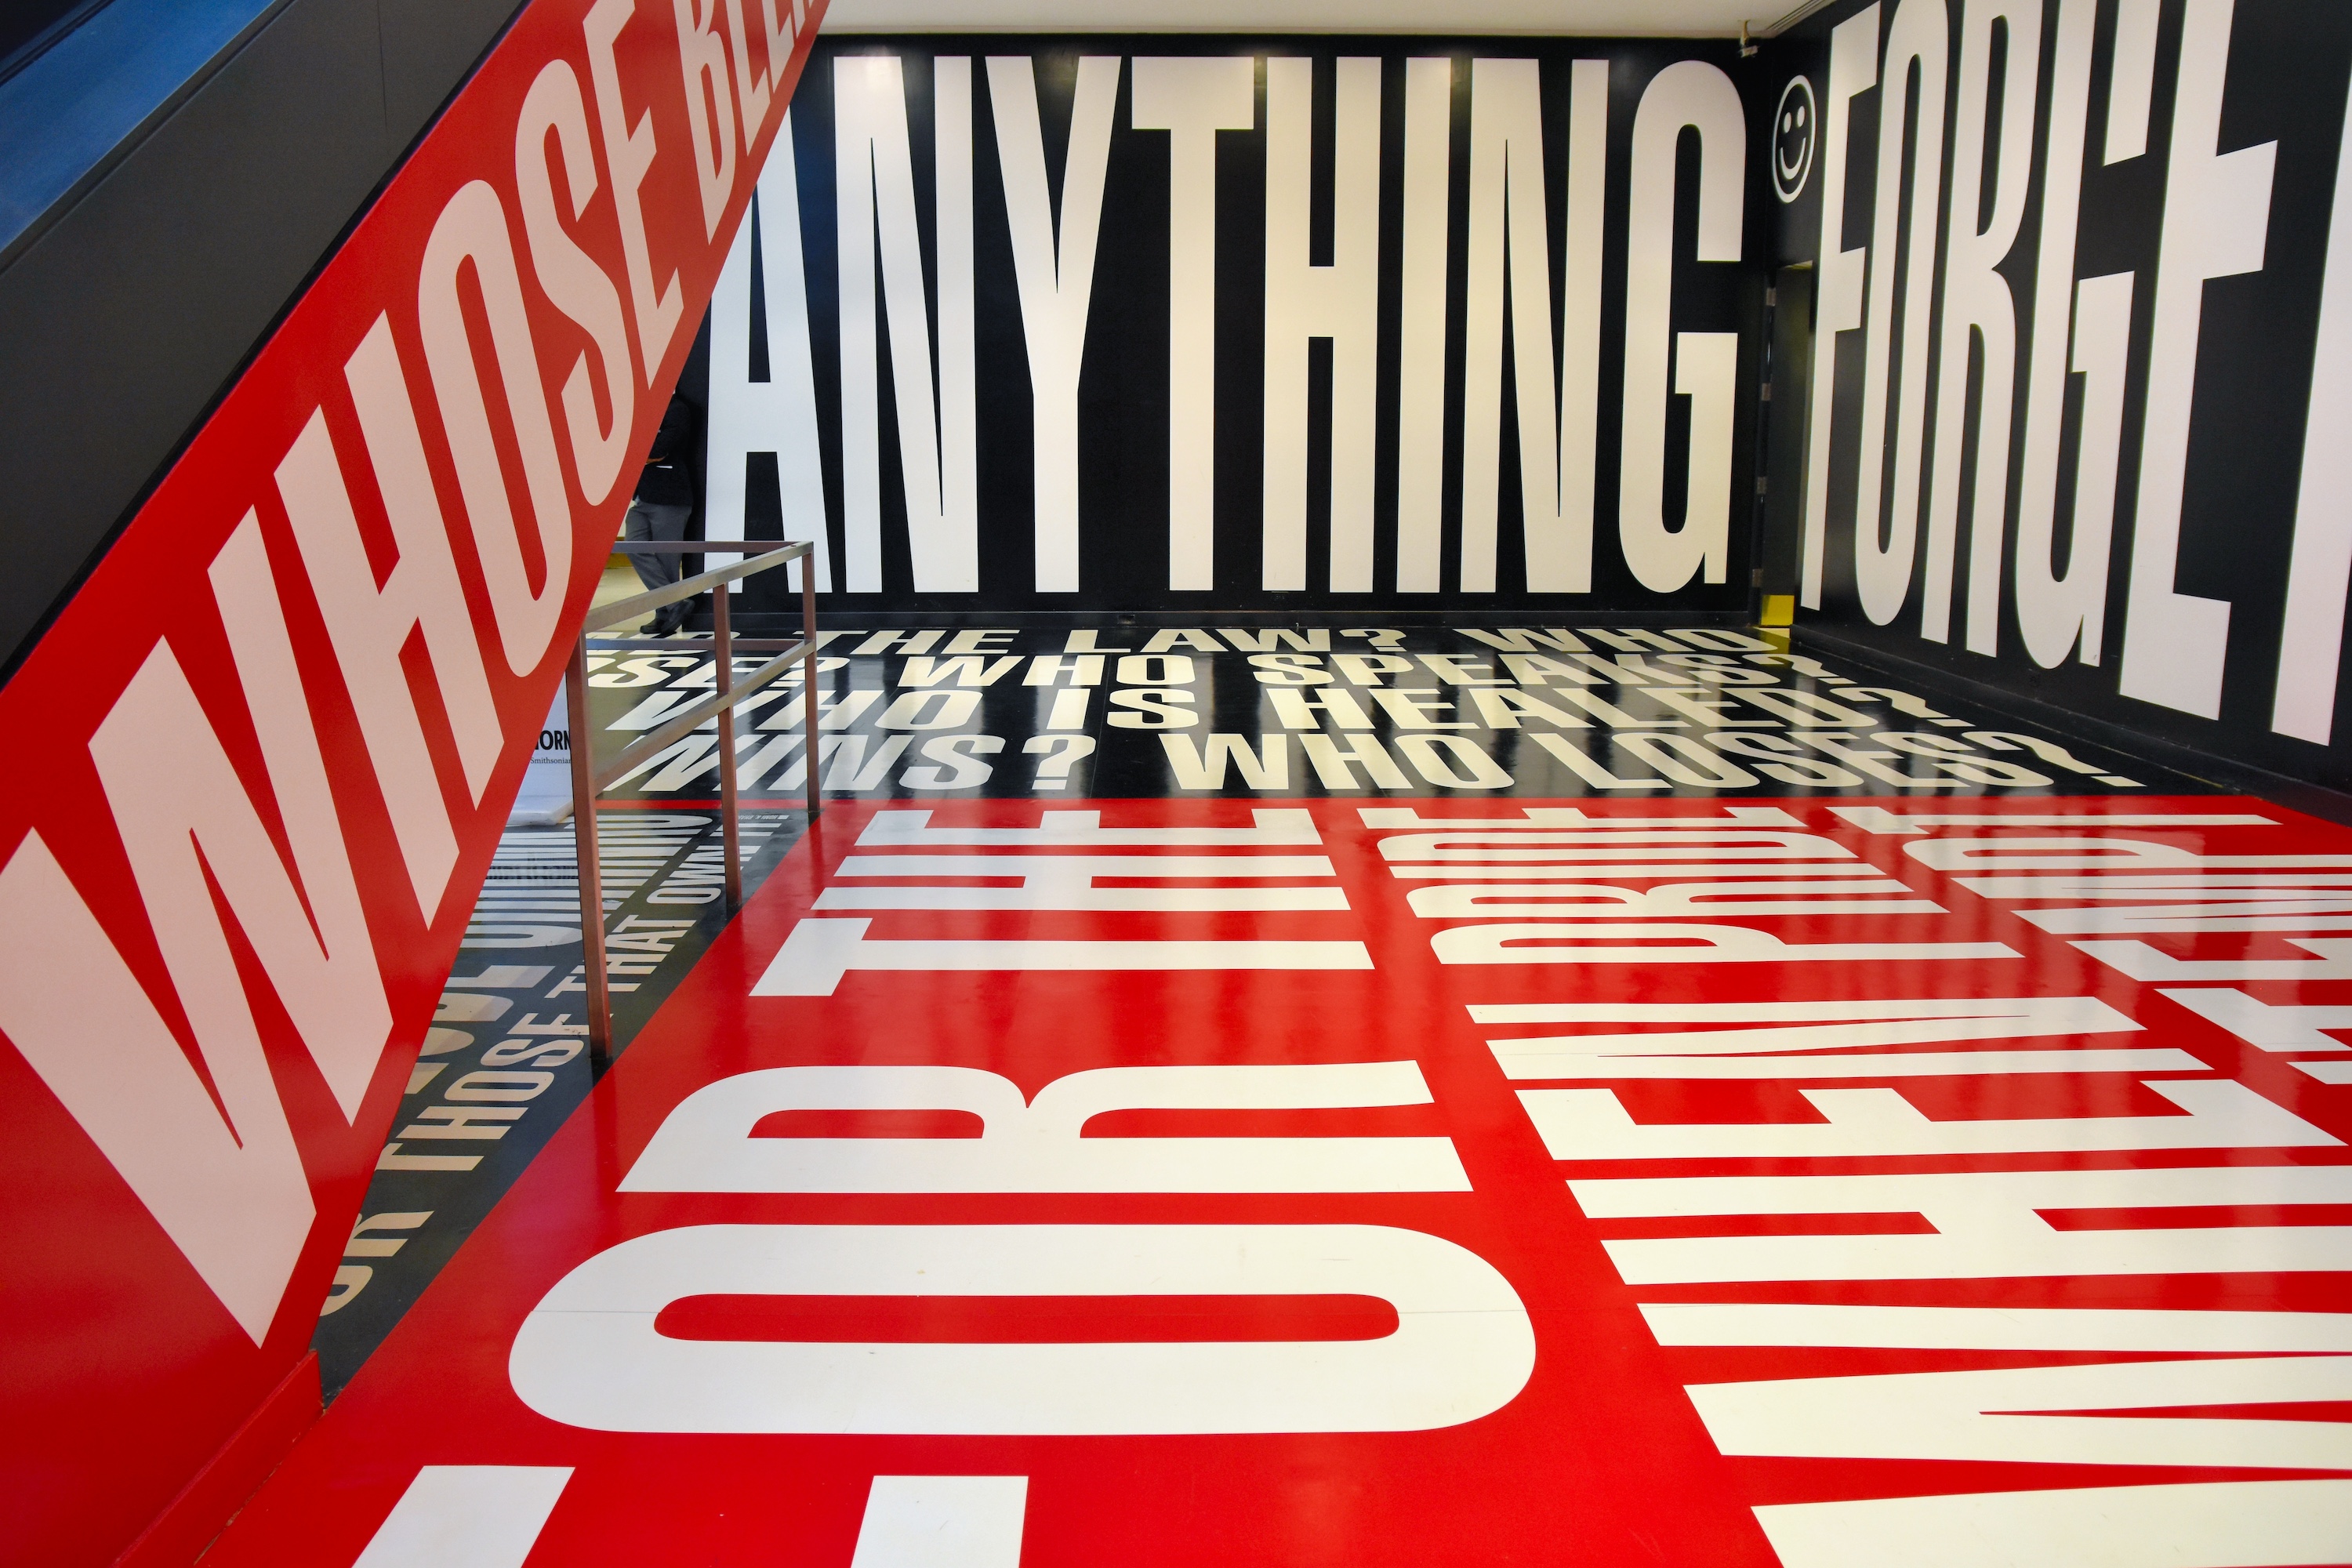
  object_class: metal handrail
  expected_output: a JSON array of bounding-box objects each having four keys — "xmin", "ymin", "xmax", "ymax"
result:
[
  {"xmin": 567, "ymin": 539, "xmax": 820, "ymax": 1064},
  {"xmin": 580, "ymin": 542, "xmax": 811, "ymax": 630}
]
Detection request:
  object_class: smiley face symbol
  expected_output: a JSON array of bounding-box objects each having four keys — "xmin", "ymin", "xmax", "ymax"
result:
[{"xmin": 1773, "ymin": 75, "xmax": 1817, "ymax": 203}]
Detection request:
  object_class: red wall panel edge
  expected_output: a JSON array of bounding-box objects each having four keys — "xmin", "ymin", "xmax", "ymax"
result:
[
  {"xmin": 111, "ymin": 1352, "xmax": 321, "ymax": 1568},
  {"xmin": 0, "ymin": 2, "xmax": 827, "ymax": 1563}
]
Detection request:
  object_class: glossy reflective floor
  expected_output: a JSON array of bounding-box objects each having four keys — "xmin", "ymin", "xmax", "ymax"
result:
[{"xmin": 233, "ymin": 622, "xmax": 2352, "ymax": 1566}]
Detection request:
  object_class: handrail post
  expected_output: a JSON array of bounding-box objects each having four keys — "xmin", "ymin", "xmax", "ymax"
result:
[
  {"xmin": 713, "ymin": 580, "xmax": 742, "ymax": 910},
  {"xmin": 566, "ymin": 635, "xmax": 614, "ymax": 1068},
  {"xmin": 561, "ymin": 538, "xmax": 811, "ymax": 1057},
  {"xmin": 800, "ymin": 550, "xmax": 821, "ymax": 820}
]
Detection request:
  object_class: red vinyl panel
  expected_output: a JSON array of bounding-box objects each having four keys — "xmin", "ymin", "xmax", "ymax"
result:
[
  {"xmin": 0, "ymin": 2, "xmax": 823, "ymax": 1561},
  {"xmin": 203, "ymin": 797, "xmax": 2352, "ymax": 1567}
]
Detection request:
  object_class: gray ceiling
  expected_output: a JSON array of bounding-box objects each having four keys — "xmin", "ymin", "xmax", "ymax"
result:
[{"xmin": 818, "ymin": 0, "xmax": 1772, "ymax": 37}]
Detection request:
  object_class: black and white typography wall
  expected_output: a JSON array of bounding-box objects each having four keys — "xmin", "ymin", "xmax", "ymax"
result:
[
  {"xmin": 701, "ymin": 37, "xmax": 1760, "ymax": 612},
  {"xmin": 1766, "ymin": 0, "xmax": 2352, "ymax": 789}
]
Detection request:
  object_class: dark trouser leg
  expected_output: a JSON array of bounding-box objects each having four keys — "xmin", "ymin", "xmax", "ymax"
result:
[{"xmin": 621, "ymin": 501, "xmax": 692, "ymax": 629}]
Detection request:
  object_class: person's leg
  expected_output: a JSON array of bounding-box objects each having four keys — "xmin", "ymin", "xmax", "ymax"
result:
[
  {"xmin": 644, "ymin": 502, "xmax": 692, "ymax": 633},
  {"xmin": 620, "ymin": 502, "xmax": 668, "ymax": 593}
]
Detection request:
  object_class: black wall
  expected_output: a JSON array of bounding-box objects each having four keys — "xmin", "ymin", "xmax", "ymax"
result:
[
  {"xmin": 707, "ymin": 35, "xmax": 1768, "ymax": 616},
  {"xmin": 0, "ymin": 0, "xmax": 528, "ymax": 679},
  {"xmin": 1759, "ymin": 0, "xmax": 2352, "ymax": 791}
]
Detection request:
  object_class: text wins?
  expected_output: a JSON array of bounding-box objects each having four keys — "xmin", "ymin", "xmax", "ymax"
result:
[{"xmin": 586, "ymin": 626, "xmax": 2144, "ymax": 800}]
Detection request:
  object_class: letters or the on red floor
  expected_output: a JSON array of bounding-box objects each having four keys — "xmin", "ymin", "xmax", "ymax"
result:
[{"xmin": 209, "ymin": 797, "xmax": 2352, "ymax": 1566}]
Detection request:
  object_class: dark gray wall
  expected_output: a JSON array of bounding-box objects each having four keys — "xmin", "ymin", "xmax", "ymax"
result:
[
  {"xmin": 710, "ymin": 38, "xmax": 1767, "ymax": 619},
  {"xmin": 0, "ymin": 0, "xmax": 527, "ymax": 680},
  {"xmin": 1755, "ymin": 0, "xmax": 2352, "ymax": 793}
]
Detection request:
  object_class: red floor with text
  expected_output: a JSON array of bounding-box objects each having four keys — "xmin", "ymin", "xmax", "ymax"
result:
[{"xmin": 213, "ymin": 796, "xmax": 2352, "ymax": 1566}]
